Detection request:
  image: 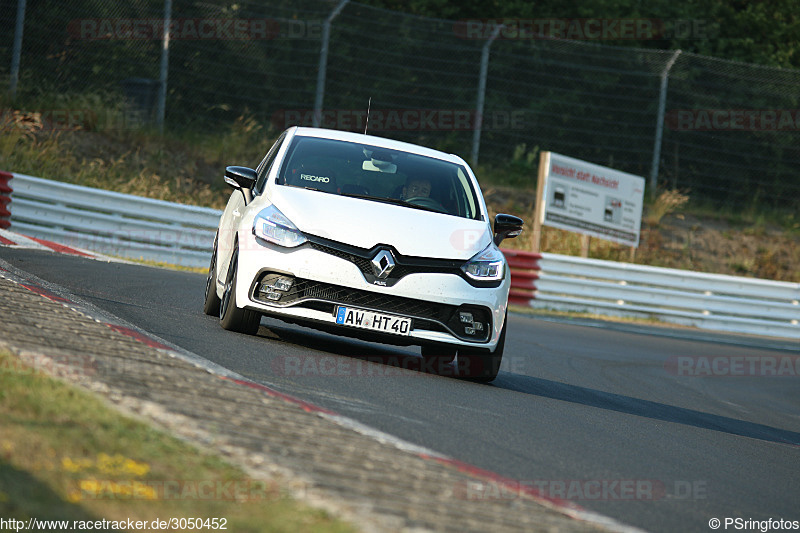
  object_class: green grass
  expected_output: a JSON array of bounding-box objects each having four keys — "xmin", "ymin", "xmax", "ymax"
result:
[
  {"xmin": 685, "ymin": 196, "xmax": 799, "ymax": 236},
  {"xmin": 0, "ymin": 350, "xmax": 354, "ymax": 533},
  {"xmin": 1, "ymin": 92, "xmax": 277, "ymax": 210}
]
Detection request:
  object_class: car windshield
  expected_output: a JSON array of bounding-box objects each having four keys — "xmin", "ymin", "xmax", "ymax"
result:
[{"xmin": 277, "ymin": 136, "xmax": 482, "ymax": 220}]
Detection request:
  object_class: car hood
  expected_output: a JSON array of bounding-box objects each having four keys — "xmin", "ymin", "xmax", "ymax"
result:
[{"xmin": 268, "ymin": 186, "xmax": 492, "ymax": 260}]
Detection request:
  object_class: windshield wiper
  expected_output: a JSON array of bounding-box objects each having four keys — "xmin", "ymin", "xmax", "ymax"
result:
[{"xmin": 339, "ymin": 192, "xmax": 440, "ymax": 213}]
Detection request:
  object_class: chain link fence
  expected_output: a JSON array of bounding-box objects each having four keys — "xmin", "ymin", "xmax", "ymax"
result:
[{"xmin": 2, "ymin": 0, "xmax": 799, "ymax": 210}]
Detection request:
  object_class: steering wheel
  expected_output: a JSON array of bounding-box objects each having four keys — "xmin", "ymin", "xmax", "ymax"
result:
[{"xmin": 404, "ymin": 196, "xmax": 448, "ymax": 213}]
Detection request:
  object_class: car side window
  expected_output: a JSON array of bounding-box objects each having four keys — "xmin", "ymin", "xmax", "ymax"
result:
[{"xmin": 253, "ymin": 133, "xmax": 286, "ymax": 195}]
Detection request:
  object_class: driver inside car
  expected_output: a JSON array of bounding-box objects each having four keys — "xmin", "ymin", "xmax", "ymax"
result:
[{"xmin": 402, "ymin": 177, "xmax": 432, "ymax": 200}]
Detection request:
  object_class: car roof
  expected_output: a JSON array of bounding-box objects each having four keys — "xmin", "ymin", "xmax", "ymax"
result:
[{"xmin": 290, "ymin": 127, "xmax": 466, "ymax": 166}]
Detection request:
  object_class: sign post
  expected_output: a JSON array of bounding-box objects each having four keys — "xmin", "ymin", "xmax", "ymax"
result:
[{"xmin": 531, "ymin": 151, "xmax": 550, "ymax": 253}]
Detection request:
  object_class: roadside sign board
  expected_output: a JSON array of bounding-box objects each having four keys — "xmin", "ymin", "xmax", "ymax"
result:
[{"xmin": 538, "ymin": 152, "xmax": 645, "ymax": 247}]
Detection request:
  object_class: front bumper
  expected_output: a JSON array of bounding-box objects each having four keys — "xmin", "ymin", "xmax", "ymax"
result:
[{"xmin": 234, "ymin": 234, "xmax": 509, "ymax": 350}]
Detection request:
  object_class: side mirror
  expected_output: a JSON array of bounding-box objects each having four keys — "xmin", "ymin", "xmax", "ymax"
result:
[
  {"xmin": 224, "ymin": 166, "xmax": 257, "ymax": 190},
  {"xmin": 224, "ymin": 166, "xmax": 256, "ymax": 204},
  {"xmin": 493, "ymin": 213, "xmax": 524, "ymax": 245}
]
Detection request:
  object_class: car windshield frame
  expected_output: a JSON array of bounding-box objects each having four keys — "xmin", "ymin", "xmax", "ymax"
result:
[{"xmin": 276, "ymin": 135, "xmax": 483, "ymax": 221}]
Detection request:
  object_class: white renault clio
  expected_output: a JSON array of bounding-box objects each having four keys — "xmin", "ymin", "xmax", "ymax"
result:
[{"xmin": 204, "ymin": 127, "xmax": 523, "ymax": 382}]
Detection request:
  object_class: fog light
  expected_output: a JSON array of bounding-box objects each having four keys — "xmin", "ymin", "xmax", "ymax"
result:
[
  {"xmin": 267, "ymin": 277, "xmax": 293, "ymax": 291},
  {"xmin": 261, "ymin": 289, "xmax": 282, "ymax": 301},
  {"xmin": 473, "ymin": 322, "xmax": 484, "ymax": 331},
  {"xmin": 464, "ymin": 326, "xmax": 476, "ymax": 335},
  {"xmin": 459, "ymin": 312, "xmax": 473, "ymax": 324}
]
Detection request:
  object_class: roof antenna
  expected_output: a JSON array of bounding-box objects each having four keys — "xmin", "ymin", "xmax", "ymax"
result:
[{"xmin": 364, "ymin": 97, "xmax": 372, "ymax": 135}]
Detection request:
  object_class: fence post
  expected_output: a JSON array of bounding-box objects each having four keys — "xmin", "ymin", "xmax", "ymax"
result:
[
  {"xmin": 156, "ymin": 0, "xmax": 172, "ymax": 134},
  {"xmin": 8, "ymin": 0, "xmax": 27, "ymax": 101},
  {"xmin": 648, "ymin": 49, "xmax": 681, "ymax": 198},
  {"xmin": 471, "ymin": 23, "xmax": 503, "ymax": 167},
  {"xmin": 313, "ymin": 0, "xmax": 350, "ymax": 128}
]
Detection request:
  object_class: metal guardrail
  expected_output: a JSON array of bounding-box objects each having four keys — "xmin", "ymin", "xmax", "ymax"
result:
[
  {"xmin": 510, "ymin": 253, "xmax": 800, "ymax": 339},
  {"xmin": 3, "ymin": 171, "xmax": 798, "ymax": 339},
  {"xmin": 6, "ymin": 172, "xmax": 219, "ymax": 268}
]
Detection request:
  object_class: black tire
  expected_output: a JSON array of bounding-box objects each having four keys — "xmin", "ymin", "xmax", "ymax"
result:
[
  {"xmin": 420, "ymin": 344, "xmax": 457, "ymax": 373},
  {"xmin": 458, "ymin": 313, "xmax": 507, "ymax": 383},
  {"xmin": 203, "ymin": 233, "xmax": 221, "ymax": 316},
  {"xmin": 219, "ymin": 247, "xmax": 261, "ymax": 335}
]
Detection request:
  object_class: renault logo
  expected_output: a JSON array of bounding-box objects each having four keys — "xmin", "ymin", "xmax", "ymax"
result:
[{"xmin": 370, "ymin": 249, "xmax": 396, "ymax": 279}]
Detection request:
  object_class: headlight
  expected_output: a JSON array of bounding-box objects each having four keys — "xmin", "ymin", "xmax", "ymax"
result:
[
  {"xmin": 252, "ymin": 205, "xmax": 307, "ymax": 248},
  {"xmin": 461, "ymin": 244, "xmax": 505, "ymax": 281}
]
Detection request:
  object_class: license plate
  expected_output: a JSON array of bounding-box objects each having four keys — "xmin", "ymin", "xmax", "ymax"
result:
[{"xmin": 335, "ymin": 306, "xmax": 411, "ymax": 336}]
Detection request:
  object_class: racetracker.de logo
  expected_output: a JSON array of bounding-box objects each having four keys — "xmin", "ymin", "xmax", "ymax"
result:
[
  {"xmin": 74, "ymin": 479, "xmax": 274, "ymax": 501},
  {"xmin": 2, "ymin": 353, "xmax": 98, "ymax": 378},
  {"xmin": 454, "ymin": 479, "xmax": 678, "ymax": 501},
  {"xmin": 67, "ymin": 18, "xmax": 283, "ymax": 40},
  {"xmin": 666, "ymin": 109, "xmax": 800, "ymax": 131},
  {"xmin": 453, "ymin": 18, "xmax": 712, "ymax": 40},
  {"xmin": 664, "ymin": 356, "xmax": 800, "ymax": 377},
  {"xmin": 270, "ymin": 353, "xmax": 460, "ymax": 377},
  {"xmin": 2, "ymin": 109, "xmax": 97, "ymax": 131},
  {"xmin": 271, "ymin": 109, "xmax": 525, "ymax": 132}
]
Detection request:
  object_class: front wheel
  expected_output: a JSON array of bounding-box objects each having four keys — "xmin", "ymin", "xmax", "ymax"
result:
[
  {"xmin": 203, "ymin": 233, "xmax": 221, "ymax": 316},
  {"xmin": 219, "ymin": 247, "xmax": 261, "ymax": 335},
  {"xmin": 420, "ymin": 344, "xmax": 457, "ymax": 373},
  {"xmin": 458, "ymin": 313, "xmax": 506, "ymax": 383}
]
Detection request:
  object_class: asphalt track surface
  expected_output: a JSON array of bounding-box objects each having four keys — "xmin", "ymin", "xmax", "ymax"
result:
[{"xmin": 2, "ymin": 247, "xmax": 798, "ymax": 533}]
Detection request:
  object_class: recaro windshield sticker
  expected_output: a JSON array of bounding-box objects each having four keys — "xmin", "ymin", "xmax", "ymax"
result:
[{"xmin": 300, "ymin": 173, "xmax": 331, "ymax": 183}]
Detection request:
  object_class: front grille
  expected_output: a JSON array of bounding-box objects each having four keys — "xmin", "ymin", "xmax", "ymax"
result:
[
  {"xmin": 291, "ymin": 278, "xmax": 453, "ymax": 322},
  {"xmin": 301, "ymin": 283, "xmax": 342, "ymax": 302},
  {"xmin": 308, "ymin": 242, "xmax": 373, "ymax": 273}
]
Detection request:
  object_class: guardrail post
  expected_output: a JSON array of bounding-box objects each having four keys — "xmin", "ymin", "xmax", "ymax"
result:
[{"xmin": 0, "ymin": 171, "xmax": 12, "ymax": 229}]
